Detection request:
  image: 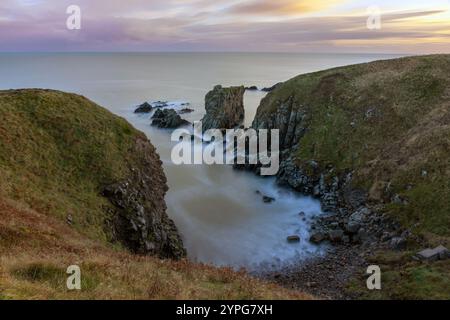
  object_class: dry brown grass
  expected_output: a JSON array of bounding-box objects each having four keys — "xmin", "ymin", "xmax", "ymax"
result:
[{"xmin": 0, "ymin": 196, "xmax": 311, "ymax": 300}]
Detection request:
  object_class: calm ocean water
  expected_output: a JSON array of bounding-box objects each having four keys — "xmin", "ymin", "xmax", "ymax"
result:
[{"xmin": 0, "ymin": 52, "xmax": 402, "ymax": 270}]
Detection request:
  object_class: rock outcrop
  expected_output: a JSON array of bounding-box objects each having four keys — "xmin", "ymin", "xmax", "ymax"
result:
[
  {"xmin": 201, "ymin": 85, "xmax": 245, "ymax": 131},
  {"xmin": 151, "ymin": 109, "xmax": 190, "ymax": 128},
  {"xmin": 103, "ymin": 136, "xmax": 186, "ymax": 259},
  {"xmin": 0, "ymin": 89, "xmax": 186, "ymax": 260},
  {"xmin": 134, "ymin": 102, "xmax": 153, "ymax": 113},
  {"xmin": 248, "ymin": 55, "xmax": 450, "ymax": 248}
]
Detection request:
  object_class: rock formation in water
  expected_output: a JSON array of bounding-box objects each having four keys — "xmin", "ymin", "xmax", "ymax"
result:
[
  {"xmin": 151, "ymin": 108, "xmax": 190, "ymax": 128},
  {"xmin": 134, "ymin": 102, "xmax": 153, "ymax": 113},
  {"xmin": 201, "ymin": 85, "xmax": 245, "ymax": 131}
]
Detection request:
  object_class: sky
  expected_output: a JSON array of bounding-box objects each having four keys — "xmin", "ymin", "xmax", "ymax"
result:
[{"xmin": 1, "ymin": 0, "xmax": 450, "ymax": 53}]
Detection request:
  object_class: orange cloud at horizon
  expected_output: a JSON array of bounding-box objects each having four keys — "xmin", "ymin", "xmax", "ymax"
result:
[{"xmin": 228, "ymin": 0, "xmax": 347, "ymax": 16}]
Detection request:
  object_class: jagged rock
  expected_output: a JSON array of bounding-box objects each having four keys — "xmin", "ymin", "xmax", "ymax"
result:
[
  {"xmin": 102, "ymin": 137, "xmax": 186, "ymax": 259},
  {"xmin": 287, "ymin": 235, "xmax": 301, "ymax": 243},
  {"xmin": 263, "ymin": 196, "xmax": 275, "ymax": 203},
  {"xmin": 245, "ymin": 86, "xmax": 258, "ymax": 91},
  {"xmin": 151, "ymin": 109, "xmax": 190, "ymax": 128},
  {"xmin": 310, "ymin": 232, "xmax": 326, "ymax": 244},
  {"xmin": 416, "ymin": 245, "xmax": 449, "ymax": 261},
  {"xmin": 178, "ymin": 108, "xmax": 194, "ymax": 114},
  {"xmin": 134, "ymin": 102, "xmax": 153, "ymax": 113},
  {"xmin": 201, "ymin": 85, "xmax": 245, "ymax": 131},
  {"xmin": 329, "ymin": 229, "xmax": 344, "ymax": 243},
  {"xmin": 390, "ymin": 237, "xmax": 407, "ymax": 250}
]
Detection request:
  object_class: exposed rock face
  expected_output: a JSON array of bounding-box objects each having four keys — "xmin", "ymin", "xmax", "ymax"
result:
[
  {"xmin": 151, "ymin": 109, "xmax": 190, "ymax": 128},
  {"xmin": 0, "ymin": 89, "xmax": 186, "ymax": 260},
  {"xmin": 201, "ymin": 85, "xmax": 245, "ymax": 131},
  {"xmin": 103, "ymin": 136, "xmax": 186, "ymax": 259},
  {"xmin": 248, "ymin": 55, "xmax": 450, "ymax": 249}
]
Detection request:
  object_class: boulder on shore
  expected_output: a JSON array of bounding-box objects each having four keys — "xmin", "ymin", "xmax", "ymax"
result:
[
  {"xmin": 416, "ymin": 245, "xmax": 449, "ymax": 261},
  {"xmin": 201, "ymin": 85, "xmax": 245, "ymax": 131},
  {"xmin": 262, "ymin": 195, "xmax": 276, "ymax": 203},
  {"xmin": 151, "ymin": 109, "xmax": 190, "ymax": 128},
  {"xmin": 287, "ymin": 235, "xmax": 301, "ymax": 243},
  {"xmin": 310, "ymin": 232, "xmax": 326, "ymax": 244}
]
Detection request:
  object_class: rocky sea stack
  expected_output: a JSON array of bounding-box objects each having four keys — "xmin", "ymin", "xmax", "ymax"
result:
[{"xmin": 201, "ymin": 85, "xmax": 245, "ymax": 131}]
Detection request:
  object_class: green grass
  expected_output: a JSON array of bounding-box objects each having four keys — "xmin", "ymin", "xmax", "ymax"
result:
[{"xmin": 346, "ymin": 251, "xmax": 450, "ymax": 300}]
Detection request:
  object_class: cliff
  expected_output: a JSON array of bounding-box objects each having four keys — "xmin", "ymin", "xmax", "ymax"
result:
[
  {"xmin": 201, "ymin": 85, "xmax": 245, "ymax": 131},
  {"xmin": 0, "ymin": 89, "xmax": 308, "ymax": 299},
  {"xmin": 0, "ymin": 89, "xmax": 185, "ymax": 259},
  {"xmin": 252, "ymin": 55, "xmax": 450, "ymax": 299}
]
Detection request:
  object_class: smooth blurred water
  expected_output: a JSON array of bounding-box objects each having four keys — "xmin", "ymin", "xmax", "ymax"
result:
[{"xmin": 0, "ymin": 52, "xmax": 402, "ymax": 270}]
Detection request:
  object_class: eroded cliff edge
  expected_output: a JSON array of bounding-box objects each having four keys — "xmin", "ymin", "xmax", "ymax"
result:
[
  {"xmin": 249, "ymin": 55, "xmax": 450, "ymax": 298},
  {"xmin": 0, "ymin": 89, "xmax": 185, "ymax": 259}
]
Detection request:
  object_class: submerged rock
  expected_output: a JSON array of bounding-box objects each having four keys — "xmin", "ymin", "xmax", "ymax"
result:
[
  {"xmin": 262, "ymin": 195, "xmax": 276, "ymax": 203},
  {"xmin": 134, "ymin": 102, "xmax": 153, "ymax": 113},
  {"xmin": 201, "ymin": 85, "xmax": 245, "ymax": 131},
  {"xmin": 178, "ymin": 108, "xmax": 194, "ymax": 114},
  {"xmin": 151, "ymin": 109, "xmax": 190, "ymax": 128},
  {"xmin": 328, "ymin": 229, "xmax": 344, "ymax": 243}
]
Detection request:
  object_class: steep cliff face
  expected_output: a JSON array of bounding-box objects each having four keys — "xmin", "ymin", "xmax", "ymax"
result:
[
  {"xmin": 252, "ymin": 55, "xmax": 450, "ymax": 239},
  {"xmin": 102, "ymin": 137, "xmax": 186, "ymax": 259},
  {"xmin": 201, "ymin": 85, "xmax": 245, "ymax": 131},
  {"xmin": 0, "ymin": 89, "xmax": 185, "ymax": 259}
]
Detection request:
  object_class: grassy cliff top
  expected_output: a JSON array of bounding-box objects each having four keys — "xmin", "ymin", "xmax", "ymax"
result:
[
  {"xmin": 257, "ymin": 55, "xmax": 450, "ymax": 238},
  {"xmin": 0, "ymin": 89, "xmax": 143, "ymax": 241}
]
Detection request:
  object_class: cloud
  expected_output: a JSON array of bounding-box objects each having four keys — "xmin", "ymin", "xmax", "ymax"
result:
[
  {"xmin": 0, "ymin": 0, "xmax": 450, "ymax": 53},
  {"xmin": 226, "ymin": 0, "xmax": 345, "ymax": 16}
]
